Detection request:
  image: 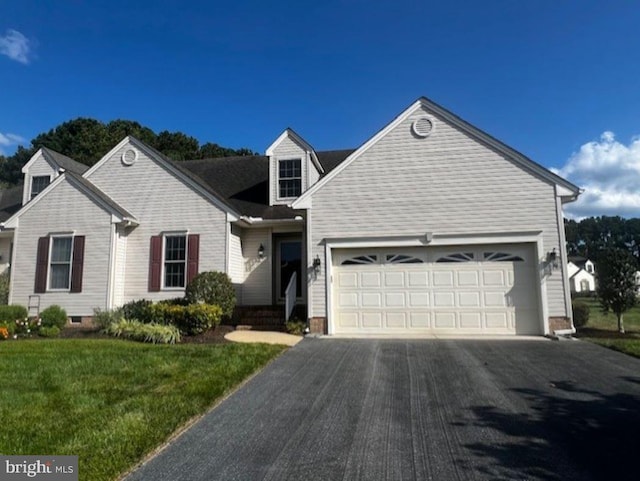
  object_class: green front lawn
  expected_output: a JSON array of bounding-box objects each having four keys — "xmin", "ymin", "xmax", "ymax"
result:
[
  {"xmin": 574, "ymin": 296, "xmax": 640, "ymax": 358},
  {"xmin": 0, "ymin": 339, "xmax": 285, "ymax": 481}
]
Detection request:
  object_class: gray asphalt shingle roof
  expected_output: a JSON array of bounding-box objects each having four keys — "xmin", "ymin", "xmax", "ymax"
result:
[{"xmin": 41, "ymin": 147, "xmax": 89, "ymax": 175}]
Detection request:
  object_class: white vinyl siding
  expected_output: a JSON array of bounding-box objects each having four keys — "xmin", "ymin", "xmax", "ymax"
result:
[
  {"xmin": 240, "ymin": 228, "xmax": 272, "ymax": 305},
  {"xmin": 10, "ymin": 179, "xmax": 112, "ymax": 316},
  {"xmin": 308, "ymin": 105, "xmax": 567, "ymax": 319},
  {"xmin": 86, "ymin": 142, "xmax": 228, "ymax": 303}
]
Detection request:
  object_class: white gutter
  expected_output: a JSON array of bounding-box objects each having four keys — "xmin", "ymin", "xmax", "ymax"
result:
[{"xmin": 237, "ymin": 215, "xmax": 304, "ymax": 227}]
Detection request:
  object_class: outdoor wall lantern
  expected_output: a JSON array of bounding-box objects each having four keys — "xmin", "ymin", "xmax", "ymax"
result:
[
  {"xmin": 547, "ymin": 248, "xmax": 559, "ymax": 269},
  {"xmin": 258, "ymin": 243, "xmax": 265, "ymax": 259},
  {"xmin": 313, "ymin": 255, "xmax": 322, "ymax": 271}
]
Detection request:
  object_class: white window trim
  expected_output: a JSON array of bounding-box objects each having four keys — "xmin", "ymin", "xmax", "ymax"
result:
[
  {"xmin": 162, "ymin": 231, "xmax": 189, "ymax": 290},
  {"xmin": 47, "ymin": 234, "xmax": 74, "ymax": 292},
  {"xmin": 277, "ymin": 158, "xmax": 302, "ymax": 200},
  {"xmin": 30, "ymin": 175, "xmax": 52, "ymax": 200}
]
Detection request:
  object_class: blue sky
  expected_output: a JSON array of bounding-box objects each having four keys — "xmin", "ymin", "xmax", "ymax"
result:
[{"xmin": 1, "ymin": 0, "xmax": 639, "ymax": 218}]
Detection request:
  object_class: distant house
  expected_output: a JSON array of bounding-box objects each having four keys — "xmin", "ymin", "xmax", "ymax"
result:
[
  {"xmin": 636, "ymin": 271, "xmax": 640, "ymax": 295},
  {"xmin": 567, "ymin": 256, "xmax": 596, "ymax": 293},
  {"xmin": 0, "ymin": 97, "xmax": 582, "ymax": 335}
]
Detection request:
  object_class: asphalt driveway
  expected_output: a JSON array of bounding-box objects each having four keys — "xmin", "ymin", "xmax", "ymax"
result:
[{"xmin": 125, "ymin": 338, "xmax": 640, "ymax": 481}]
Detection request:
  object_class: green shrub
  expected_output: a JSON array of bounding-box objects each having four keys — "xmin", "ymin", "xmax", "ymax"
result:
[
  {"xmin": 158, "ymin": 297, "xmax": 189, "ymax": 306},
  {"xmin": 93, "ymin": 308, "xmax": 124, "ymax": 330},
  {"xmin": 121, "ymin": 299, "xmax": 154, "ymax": 323},
  {"xmin": 39, "ymin": 326, "xmax": 61, "ymax": 338},
  {"xmin": 0, "ymin": 305, "xmax": 28, "ymax": 323},
  {"xmin": 146, "ymin": 302, "xmax": 222, "ymax": 335},
  {"xmin": 185, "ymin": 271, "xmax": 236, "ymax": 319},
  {"xmin": 572, "ymin": 301, "xmax": 590, "ymax": 328},
  {"xmin": 40, "ymin": 305, "xmax": 68, "ymax": 329},
  {"xmin": 285, "ymin": 320, "xmax": 306, "ymax": 336},
  {"xmin": 105, "ymin": 319, "xmax": 181, "ymax": 344},
  {"xmin": 0, "ymin": 271, "xmax": 10, "ymax": 305}
]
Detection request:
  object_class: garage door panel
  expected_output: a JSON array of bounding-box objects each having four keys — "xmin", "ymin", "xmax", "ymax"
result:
[
  {"xmin": 385, "ymin": 292, "xmax": 406, "ymax": 307},
  {"xmin": 486, "ymin": 312, "xmax": 509, "ymax": 328},
  {"xmin": 434, "ymin": 292, "xmax": 455, "ymax": 307},
  {"xmin": 458, "ymin": 271, "xmax": 479, "ymax": 286},
  {"xmin": 434, "ymin": 312, "xmax": 456, "ymax": 328},
  {"xmin": 410, "ymin": 312, "xmax": 430, "ymax": 328},
  {"xmin": 458, "ymin": 291, "xmax": 481, "ymax": 307},
  {"xmin": 362, "ymin": 312, "xmax": 382, "ymax": 328},
  {"xmin": 484, "ymin": 291, "xmax": 507, "ymax": 307},
  {"xmin": 338, "ymin": 312, "xmax": 359, "ymax": 328},
  {"xmin": 385, "ymin": 272, "xmax": 404, "ymax": 287},
  {"xmin": 361, "ymin": 272, "xmax": 381, "ymax": 287},
  {"xmin": 408, "ymin": 272, "xmax": 428, "ymax": 287},
  {"xmin": 338, "ymin": 293, "xmax": 359, "ymax": 308},
  {"xmin": 386, "ymin": 312, "xmax": 406, "ymax": 328},
  {"xmin": 409, "ymin": 292, "xmax": 429, "ymax": 307},
  {"xmin": 338, "ymin": 272, "xmax": 358, "ymax": 288},
  {"xmin": 332, "ymin": 244, "xmax": 540, "ymax": 335},
  {"xmin": 362, "ymin": 293, "xmax": 382, "ymax": 307},
  {"xmin": 460, "ymin": 312, "xmax": 482, "ymax": 328},
  {"xmin": 433, "ymin": 271, "xmax": 454, "ymax": 287},
  {"xmin": 483, "ymin": 270, "xmax": 506, "ymax": 286}
]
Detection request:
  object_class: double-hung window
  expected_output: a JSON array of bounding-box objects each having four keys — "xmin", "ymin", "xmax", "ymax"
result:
[
  {"xmin": 30, "ymin": 176, "xmax": 51, "ymax": 199},
  {"xmin": 278, "ymin": 158, "xmax": 302, "ymax": 198},
  {"xmin": 49, "ymin": 236, "xmax": 73, "ymax": 290},
  {"xmin": 164, "ymin": 235, "xmax": 187, "ymax": 288}
]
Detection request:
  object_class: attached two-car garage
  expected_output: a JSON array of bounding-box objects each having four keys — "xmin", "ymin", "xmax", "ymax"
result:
[{"xmin": 331, "ymin": 244, "xmax": 541, "ymax": 336}]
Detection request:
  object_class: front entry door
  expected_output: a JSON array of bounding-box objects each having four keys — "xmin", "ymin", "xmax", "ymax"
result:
[{"xmin": 275, "ymin": 237, "xmax": 302, "ymax": 302}]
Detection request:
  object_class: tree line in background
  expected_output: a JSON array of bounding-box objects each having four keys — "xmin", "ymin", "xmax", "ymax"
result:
[
  {"xmin": 0, "ymin": 118, "xmax": 256, "ymax": 186},
  {"xmin": 565, "ymin": 216, "xmax": 640, "ymax": 268}
]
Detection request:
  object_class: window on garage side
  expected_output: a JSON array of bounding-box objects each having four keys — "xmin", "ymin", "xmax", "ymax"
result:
[
  {"xmin": 164, "ymin": 235, "xmax": 187, "ymax": 288},
  {"xmin": 278, "ymin": 158, "xmax": 302, "ymax": 198},
  {"xmin": 436, "ymin": 252, "xmax": 475, "ymax": 263},
  {"xmin": 341, "ymin": 255, "xmax": 378, "ymax": 265},
  {"xmin": 50, "ymin": 236, "xmax": 73, "ymax": 289},
  {"xmin": 386, "ymin": 254, "xmax": 424, "ymax": 264},
  {"xmin": 483, "ymin": 252, "xmax": 524, "ymax": 262}
]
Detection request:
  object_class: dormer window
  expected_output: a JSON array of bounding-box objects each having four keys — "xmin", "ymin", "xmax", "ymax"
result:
[
  {"xmin": 30, "ymin": 176, "xmax": 51, "ymax": 200},
  {"xmin": 279, "ymin": 158, "xmax": 302, "ymax": 198}
]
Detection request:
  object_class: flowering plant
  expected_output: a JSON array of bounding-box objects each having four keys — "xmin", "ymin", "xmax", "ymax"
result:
[
  {"xmin": 14, "ymin": 317, "xmax": 41, "ymax": 338},
  {"xmin": 0, "ymin": 326, "xmax": 8, "ymax": 340}
]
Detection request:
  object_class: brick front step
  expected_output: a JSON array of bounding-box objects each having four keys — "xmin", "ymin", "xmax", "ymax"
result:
[
  {"xmin": 235, "ymin": 325, "xmax": 286, "ymax": 332},
  {"xmin": 232, "ymin": 305, "xmax": 307, "ymax": 328}
]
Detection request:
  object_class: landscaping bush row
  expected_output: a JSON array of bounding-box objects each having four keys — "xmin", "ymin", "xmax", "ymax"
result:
[
  {"xmin": 104, "ymin": 319, "xmax": 181, "ymax": 344},
  {"xmin": 115, "ymin": 301, "xmax": 223, "ymax": 335},
  {"xmin": 0, "ymin": 305, "xmax": 68, "ymax": 339}
]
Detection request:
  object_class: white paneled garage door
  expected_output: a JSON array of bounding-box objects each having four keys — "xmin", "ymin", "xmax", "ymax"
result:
[{"xmin": 332, "ymin": 244, "xmax": 540, "ymax": 335}]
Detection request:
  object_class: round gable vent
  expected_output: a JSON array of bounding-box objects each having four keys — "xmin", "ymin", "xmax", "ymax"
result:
[
  {"xmin": 121, "ymin": 148, "xmax": 138, "ymax": 166},
  {"xmin": 411, "ymin": 116, "xmax": 434, "ymax": 138}
]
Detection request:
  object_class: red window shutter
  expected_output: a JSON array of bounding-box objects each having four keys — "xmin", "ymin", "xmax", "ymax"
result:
[
  {"xmin": 149, "ymin": 236, "xmax": 163, "ymax": 292},
  {"xmin": 34, "ymin": 237, "xmax": 50, "ymax": 293},
  {"xmin": 187, "ymin": 234, "xmax": 200, "ymax": 285},
  {"xmin": 70, "ymin": 236, "xmax": 85, "ymax": 293}
]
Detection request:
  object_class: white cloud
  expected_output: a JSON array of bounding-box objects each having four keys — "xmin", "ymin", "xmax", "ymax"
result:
[
  {"xmin": 0, "ymin": 29, "xmax": 32, "ymax": 64},
  {"xmin": 553, "ymin": 132, "xmax": 640, "ymax": 219},
  {"xmin": 0, "ymin": 132, "xmax": 26, "ymax": 155}
]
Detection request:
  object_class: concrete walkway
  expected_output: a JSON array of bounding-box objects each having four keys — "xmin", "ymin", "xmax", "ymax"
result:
[
  {"xmin": 125, "ymin": 337, "xmax": 640, "ymax": 481},
  {"xmin": 224, "ymin": 330, "xmax": 302, "ymax": 346}
]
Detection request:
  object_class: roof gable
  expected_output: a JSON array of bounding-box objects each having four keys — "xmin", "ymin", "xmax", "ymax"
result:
[
  {"xmin": 2, "ymin": 173, "xmax": 137, "ymax": 229},
  {"xmin": 266, "ymin": 128, "xmax": 323, "ymax": 174},
  {"xmin": 83, "ymin": 136, "xmax": 241, "ymax": 218},
  {"xmin": 293, "ymin": 97, "xmax": 581, "ymax": 208},
  {"xmin": 21, "ymin": 147, "xmax": 89, "ymax": 175}
]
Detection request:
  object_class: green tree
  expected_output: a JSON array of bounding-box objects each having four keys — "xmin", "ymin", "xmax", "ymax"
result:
[
  {"xmin": 596, "ymin": 248, "xmax": 638, "ymax": 333},
  {"xmin": 0, "ymin": 118, "xmax": 256, "ymax": 186}
]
